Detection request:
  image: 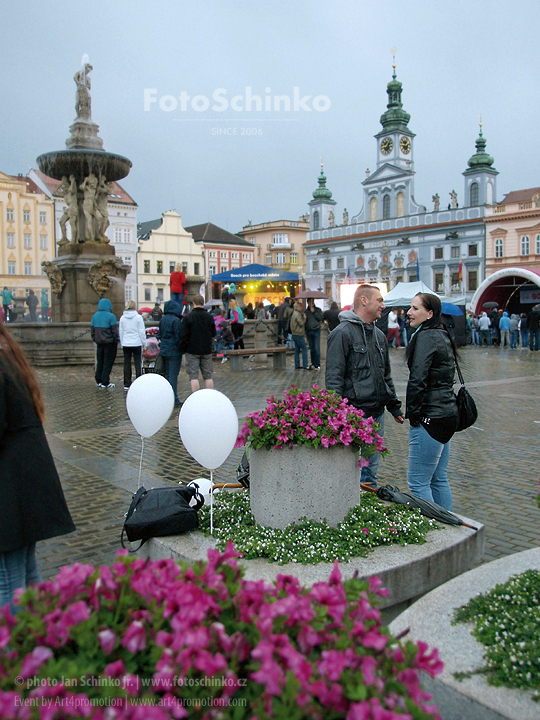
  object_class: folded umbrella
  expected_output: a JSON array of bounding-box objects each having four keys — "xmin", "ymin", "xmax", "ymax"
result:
[{"xmin": 361, "ymin": 483, "xmax": 478, "ymax": 530}]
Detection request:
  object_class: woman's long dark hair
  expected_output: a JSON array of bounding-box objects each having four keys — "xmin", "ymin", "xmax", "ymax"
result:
[
  {"xmin": 405, "ymin": 293, "xmax": 458, "ymax": 363},
  {"xmin": 0, "ymin": 320, "xmax": 45, "ymax": 422}
]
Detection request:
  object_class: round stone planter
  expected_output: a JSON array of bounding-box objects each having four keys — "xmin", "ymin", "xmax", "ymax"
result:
[{"xmin": 249, "ymin": 445, "xmax": 361, "ymax": 529}]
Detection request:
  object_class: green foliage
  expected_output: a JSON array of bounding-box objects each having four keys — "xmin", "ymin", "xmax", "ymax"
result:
[
  {"xmin": 453, "ymin": 569, "xmax": 540, "ymax": 700},
  {"xmin": 200, "ymin": 491, "xmax": 439, "ymax": 564}
]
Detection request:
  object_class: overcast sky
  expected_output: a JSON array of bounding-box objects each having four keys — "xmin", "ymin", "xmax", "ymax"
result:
[{"xmin": 2, "ymin": 1, "xmax": 538, "ymax": 233}]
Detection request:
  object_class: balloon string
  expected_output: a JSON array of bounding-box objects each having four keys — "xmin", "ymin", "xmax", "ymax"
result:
[
  {"xmin": 210, "ymin": 469, "xmax": 214, "ymax": 535},
  {"xmin": 138, "ymin": 436, "xmax": 144, "ymax": 490}
]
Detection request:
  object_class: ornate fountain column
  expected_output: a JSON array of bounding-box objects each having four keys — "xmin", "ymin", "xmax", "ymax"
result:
[{"xmin": 37, "ymin": 57, "xmax": 133, "ymax": 322}]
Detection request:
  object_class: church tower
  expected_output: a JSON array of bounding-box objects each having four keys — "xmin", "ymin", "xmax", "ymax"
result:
[
  {"xmin": 462, "ymin": 122, "xmax": 498, "ymax": 206},
  {"xmin": 308, "ymin": 163, "xmax": 337, "ymax": 231},
  {"xmin": 353, "ymin": 54, "xmax": 425, "ymax": 224}
]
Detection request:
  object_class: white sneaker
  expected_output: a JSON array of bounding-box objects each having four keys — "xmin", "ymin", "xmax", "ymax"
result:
[
  {"xmin": 249, "ymin": 355, "xmax": 255, "ymax": 361},
  {"xmin": 221, "ymin": 356, "xmax": 228, "ymax": 364},
  {"xmin": 106, "ymin": 383, "xmax": 115, "ymax": 388}
]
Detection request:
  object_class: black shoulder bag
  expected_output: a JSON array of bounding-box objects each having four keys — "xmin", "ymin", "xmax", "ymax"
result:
[
  {"xmin": 453, "ymin": 354, "xmax": 478, "ymax": 432},
  {"xmin": 121, "ymin": 485, "xmax": 205, "ymax": 551}
]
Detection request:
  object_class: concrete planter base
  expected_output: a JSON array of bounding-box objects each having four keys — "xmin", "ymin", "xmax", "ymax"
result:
[{"xmin": 249, "ymin": 445, "xmax": 360, "ymax": 529}]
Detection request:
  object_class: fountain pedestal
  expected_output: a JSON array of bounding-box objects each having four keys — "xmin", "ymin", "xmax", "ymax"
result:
[{"xmin": 50, "ymin": 243, "xmax": 129, "ymax": 322}]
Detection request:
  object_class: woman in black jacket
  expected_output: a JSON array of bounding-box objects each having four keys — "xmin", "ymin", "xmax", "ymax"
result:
[
  {"xmin": 0, "ymin": 321, "xmax": 75, "ymax": 610},
  {"xmin": 405, "ymin": 293, "xmax": 458, "ymax": 510}
]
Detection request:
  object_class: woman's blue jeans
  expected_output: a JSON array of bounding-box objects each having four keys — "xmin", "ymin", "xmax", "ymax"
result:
[
  {"xmin": 292, "ymin": 335, "xmax": 308, "ymax": 368},
  {"xmin": 162, "ymin": 354, "xmax": 182, "ymax": 403},
  {"xmin": 170, "ymin": 292, "xmax": 184, "ymax": 306},
  {"xmin": 305, "ymin": 329, "xmax": 321, "ymax": 368},
  {"xmin": 407, "ymin": 424, "xmax": 453, "ymax": 510},
  {"xmin": 0, "ymin": 543, "xmax": 40, "ymax": 613}
]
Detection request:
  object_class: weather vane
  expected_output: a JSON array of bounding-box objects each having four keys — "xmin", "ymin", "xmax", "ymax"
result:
[
  {"xmin": 320, "ymin": 155, "xmax": 323, "ymax": 171},
  {"xmin": 479, "ymin": 113, "xmax": 483, "ymax": 133},
  {"xmin": 391, "ymin": 47, "xmax": 397, "ymax": 76}
]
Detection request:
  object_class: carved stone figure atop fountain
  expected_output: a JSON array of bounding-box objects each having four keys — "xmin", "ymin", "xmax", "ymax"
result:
[{"xmin": 36, "ymin": 56, "xmax": 132, "ymax": 321}]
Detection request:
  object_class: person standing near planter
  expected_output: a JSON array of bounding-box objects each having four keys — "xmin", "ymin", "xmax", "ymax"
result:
[
  {"xmin": 169, "ymin": 263, "xmax": 187, "ymax": 305},
  {"xmin": 305, "ymin": 298, "xmax": 323, "ymax": 370},
  {"xmin": 0, "ymin": 320, "xmax": 75, "ymax": 611},
  {"xmin": 291, "ymin": 300, "xmax": 309, "ymax": 370},
  {"xmin": 228, "ymin": 298, "xmax": 245, "ymax": 350},
  {"xmin": 325, "ymin": 284, "xmax": 404, "ymax": 488},
  {"xmin": 1, "ymin": 287, "xmax": 13, "ymax": 323},
  {"xmin": 119, "ymin": 300, "xmax": 146, "ymax": 390},
  {"xmin": 405, "ymin": 293, "xmax": 458, "ymax": 510},
  {"xmin": 91, "ymin": 298, "xmax": 119, "ymax": 388},
  {"xmin": 25, "ymin": 290, "xmax": 39, "ymax": 322}
]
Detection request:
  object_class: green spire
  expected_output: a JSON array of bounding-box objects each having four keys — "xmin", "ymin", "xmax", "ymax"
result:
[
  {"xmin": 312, "ymin": 162, "xmax": 333, "ymax": 200},
  {"xmin": 467, "ymin": 122, "xmax": 495, "ymax": 168},
  {"xmin": 379, "ymin": 56, "xmax": 410, "ymax": 132}
]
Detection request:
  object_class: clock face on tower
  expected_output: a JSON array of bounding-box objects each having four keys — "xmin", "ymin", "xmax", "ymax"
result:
[
  {"xmin": 400, "ymin": 136, "xmax": 411, "ymax": 154},
  {"xmin": 381, "ymin": 138, "xmax": 393, "ymax": 155}
]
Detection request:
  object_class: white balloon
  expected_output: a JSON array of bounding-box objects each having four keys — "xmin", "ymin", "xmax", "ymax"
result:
[
  {"xmin": 179, "ymin": 390, "xmax": 238, "ymax": 469},
  {"xmin": 126, "ymin": 374, "xmax": 175, "ymax": 437},
  {"xmin": 188, "ymin": 478, "xmax": 213, "ymax": 497}
]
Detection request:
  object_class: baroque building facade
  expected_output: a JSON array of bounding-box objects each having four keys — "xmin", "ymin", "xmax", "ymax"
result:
[
  {"xmin": 238, "ymin": 217, "xmax": 308, "ymax": 275},
  {"xmin": 304, "ymin": 66, "xmax": 498, "ymax": 305}
]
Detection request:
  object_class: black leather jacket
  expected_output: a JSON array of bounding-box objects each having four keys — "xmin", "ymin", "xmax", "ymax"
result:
[
  {"xmin": 406, "ymin": 327, "xmax": 458, "ymax": 424},
  {"xmin": 325, "ymin": 310, "xmax": 402, "ymax": 418}
]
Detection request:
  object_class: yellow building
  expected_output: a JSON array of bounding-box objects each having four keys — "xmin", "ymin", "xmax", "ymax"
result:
[
  {"xmin": 137, "ymin": 210, "xmax": 204, "ymax": 305},
  {"xmin": 239, "ymin": 217, "xmax": 309, "ymax": 277},
  {"xmin": 0, "ymin": 171, "xmax": 56, "ymax": 315}
]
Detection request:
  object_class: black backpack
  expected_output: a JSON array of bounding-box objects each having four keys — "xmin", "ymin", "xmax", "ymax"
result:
[{"xmin": 121, "ymin": 485, "xmax": 204, "ymax": 551}]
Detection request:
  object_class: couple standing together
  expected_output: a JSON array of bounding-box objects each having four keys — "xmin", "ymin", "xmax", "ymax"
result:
[{"xmin": 326, "ymin": 284, "xmax": 459, "ymax": 511}]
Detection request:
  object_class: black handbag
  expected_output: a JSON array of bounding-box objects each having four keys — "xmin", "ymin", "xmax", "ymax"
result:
[
  {"xmin": 121, "ymin": 485, "xmax": 204, "ymax": 551},
  {"xmin": 454, "ymin": 359, "xmax": 478, "ymax": 432}
]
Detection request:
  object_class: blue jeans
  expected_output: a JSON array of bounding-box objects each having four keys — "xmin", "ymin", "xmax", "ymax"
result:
[
  {"xmin": 510, "ymin": 330, "xmax": 519, "ymax": 349},
  {"xmin": 530, "ymin": 329, "xmax": 540, "ymax": 351},
  {"xmin": 170, "ymin": 292, "xmax": 184, "ymax": 306},
  {"xmin": 292, "ymin": 335, "xmax": 308, "ymax": 368},
  {"xmin": 162, "ymin": 354, "xmax": 182, "ymax": 403},
  {"xmin": 407, "ymin": 424, "xmax": 452, "ymax": 510},
  {"xmin": 305, "ymin": 329, "xmax": 321, "ymax": 368},
  {"xmin": 521, "ymin": 330, "xmax": 529, "ymax": 348},
  {"xmin": 0, "ymin": 544, "xmax": 40, "ymax": 613},
  {"xmin": 361, "ymin": 413, "xmax": 384, "ymax": 488}
]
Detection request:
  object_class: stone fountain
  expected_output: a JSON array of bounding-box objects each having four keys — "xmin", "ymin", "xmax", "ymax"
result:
[{"xmin": 37, "ymin": 57, "xmax": 132, "ymax": 322}]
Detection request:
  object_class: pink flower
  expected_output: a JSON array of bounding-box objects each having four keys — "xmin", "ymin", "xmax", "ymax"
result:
[
  {"xmin": 414, "ymin": 641, "xmax": 444, "ymax": 677},
  {"xmin": 20, "ymin": 646, "xmax": 53, "ymax": 678},
  {"xmin": 64, "ymin": 600, "xmax": 90, "ymax": 626},
  {"xmin": 104, "ymin": 659, "xmax": 126, "ymax": 678},
  {"xmin": 121, "ymin": 621, "xmax": 146, "ymax": 653},
  {"xmin": 0, "ymin": 625, "xmax": 10, "ymax": 650},
  {"xmin": 98, "ymin": 628, "xmax": 116, "ymax": 654}
]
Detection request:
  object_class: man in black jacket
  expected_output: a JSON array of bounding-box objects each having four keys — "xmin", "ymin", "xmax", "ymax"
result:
[
  {"xmin": 527, "ymin": 304, "xmax": 540, "ymax": 351},
  {"xmin": 179, "ymin": 295, "xmax": 216, "ymax": 393},
  {"xmin": 325, "ymin": 284, "xmax": 404, "ymax": 488}
]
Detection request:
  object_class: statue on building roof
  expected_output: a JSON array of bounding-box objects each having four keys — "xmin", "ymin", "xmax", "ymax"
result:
[
  {"xmin": 450, "ymin": 190, "xmax": 458, "ymax": 209},
  {"xmin": 343, "ymin": 208, "xmax": 348, "ymax": 225},
  {"xmin": 328, "ymin": 210, "xmax": 335, "ymax": 227},
  {"xmin": 432, "ymin": 193, "xmax": 440, "ymax": 211}
]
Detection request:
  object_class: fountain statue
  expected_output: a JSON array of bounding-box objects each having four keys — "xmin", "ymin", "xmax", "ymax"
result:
[{"xmin": 37, "ymin": 56, "xmax": 132, "ymax": 321}]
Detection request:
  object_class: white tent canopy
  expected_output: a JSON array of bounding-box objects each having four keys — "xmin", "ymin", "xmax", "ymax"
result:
[{"xmin": 383, "ymin": 281, "xmax": 466, "ymax": 307}]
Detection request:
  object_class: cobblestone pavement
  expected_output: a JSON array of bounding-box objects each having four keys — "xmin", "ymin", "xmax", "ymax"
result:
[{"xmin": 36, "ymin": 346, "xmax": 540, "ymax": 579}]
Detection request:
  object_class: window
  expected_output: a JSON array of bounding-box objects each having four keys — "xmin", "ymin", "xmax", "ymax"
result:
[
  {"xmin": 231, "ymin": 252, "xmax": 239, "ymax": 259},
  {"xmin": 23, "ymin": 210, "xmax": 30, "ymax": 223},
  {"xmin": 24, "ymin": 233, "xmax": 31, "ymax": 248},
  {"xmin": 144, "ymin": 287, "xmax": 152, "ymax": 301},
  {"xmin": 156, "ymin": 261, "xmax": 163, "ymax": 274},
  {"xmin": 470, "ymin": 182, "xmax": 479, "ymax": 206},
  {"xmin": 6, "ymin": 208, "xmax": 13, "ymax": 222},
  {"xmin": 313, "ymin": 211, "xmax": 319, "ymax": 230},
  {"xmin": 273, "ymin": 233, "xmax": 289, "ymax": 245},
  {"xmin": 249, "ymin": 236, "xmax": 255, "ymax": 244},
  {"xmin": 337, "ymin": 258, "xmax": 344, "ymax": 269},
  {"xmin": 495, "ymin": 238, "xmax": 503, "ymax": 258},
  {"xmin": 451, "ymin": 271, "xmax": 460, "ymax": 287},
  {"xmin": 8, "ymin": 261, "xmax": 15, "ymax": 275},
  {"xmin": 322, "ymin": 258, "xmax": 330, "ymax": 270},
  {"xmin": 521, "ymin": 235, "xmax": 530, "ymax": 256},
  {"xmin": 157, "ymin": 288, "xmax": 164, "ymax": 301},
  {"xmin": 468, "ymin": 244, "xmax": 478, "ymax": 257},
  {"xmin": 242, "ymin": 253, "xmax": 250, "ymax": 260},
  {"xmin": 24, "ymin": 262, "xmax": 32, "ymax": 275},
  {"xmin": 383, "ymin": 195, "xmax": 390, "ymax": 220},
  {"xmin": 536, "ymin": 235, "xmax": 540, "ymax": 255},
  {"xmin": 434, "ymin": 247, "xmax": 443, "ymax": 260},
  {"xmin": 397, "ymin": 192, "xmax": 404, "ymax": 217},
  {"xmin": 468, "ymin": 270, "xmax": 478, "ymax": 292},
  {"xmin": 313, "ymin": 260, "xmax": 319, "ymax": 272},
  {"xmin": 194, "ymin": 263, "xmax": 200, "ymax": 275},
  {"xmin": 182, "ymin": 262, "xmax": 188, "ymax": 273},
  {"xmin": 434, "ymin": 272, "xmax": 444, "ymax": 293},
  {"xmin": 451, "ymin": 246, "xmax": 459, "ymax": 258},
  {"xmin": 39, "ymin": 211, "xmax": 47, "ymax": 224},
  {"xmin": 265, "ymin": 253, "xmax": 272, "ymax": 264},
  {"xmin": 125, "ymin": 285, "xmax": 133, "ymax": 302},
  {"xmin": 209, "ymin": 265, "xmax": 216, "ymax": 276},
  {"xmin": 114, "ymin": 228, "xmax": 131, "ymax": 243},
  {"xmin": 7, "ymin": 233, "xmax": 15, "ymax": 248},
  {"xmin": 209, "ymin": 251, "xmax": 217, "ymax": 258},
  {"xmin": 169, "ymin": 262, "xmax": 175, "ymax": 273},
  {"xmin": 40, "ymin": 234, "xmax": 48, "ymax": 250},
  {"xmin": 220, "ymin": 252, "xmax": 227, "ymax": 259},
  {"xmin": 143, "ymin": 260, "xmax": 150, "ymax": 273},
  {"xmin": 276, "ymin": 252, "xmax": 285, "ymax": 265},
  {"xmin": 370, "ymin": 197, "xmax": 377, "ymax": 221},
  {"xmin": 290, "ymin": 253, "xmax": 298, "ymax": 264}
]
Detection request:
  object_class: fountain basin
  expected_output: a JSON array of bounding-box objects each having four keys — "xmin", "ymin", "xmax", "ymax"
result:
[{"xmin": 37, "ymin": 148, "xmax": 132, "ymax": 183}]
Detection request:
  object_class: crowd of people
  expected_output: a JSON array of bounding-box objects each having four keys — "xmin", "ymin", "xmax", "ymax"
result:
[
  {"xmin": 469, "ymin": 305, "xmax": 540, "ymax": 350},
  {"xmin": 1, "ymin": 287, "xmax": 50, "ymax": 323}
]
